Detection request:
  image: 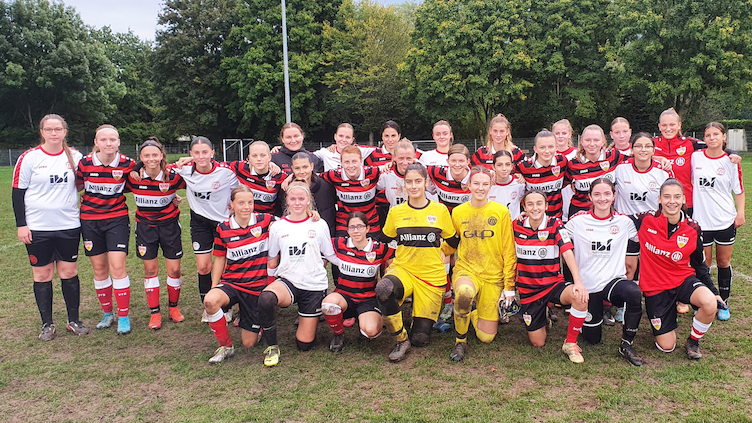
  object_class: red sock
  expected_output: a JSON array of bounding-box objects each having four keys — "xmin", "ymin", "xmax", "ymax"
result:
[
  {"xmin": 444, "ymin": 278, "xmax": 453, "ymax": 304},
  {"xmin": 114, "ymin": 287, "xmax": 131, "ymax": 317},
  {"xmin": 324, "ymin": 312, "xmax": 344, "ymax": 335},
  {"xmin": 96, "ymin": 285, "xmax": 113, "ymax": 314},
  {"xmin": 566, "ymin": 308, "xmax": 587, "ymax": 343},
  {"xmin": 209, "ymin": 313, "xmax": 232, "ymax": 347},
  {"xmin": 167, "ymin": 285, "xmax": 180, "ymax": 306},
  {"xmin": 145, "ymin": 286, "xmax": 160, "ymax": 313}
]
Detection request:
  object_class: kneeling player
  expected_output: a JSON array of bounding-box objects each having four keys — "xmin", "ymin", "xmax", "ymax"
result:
[
  {"xmin": 322, "ymin": 212, "xmax": 393, "ymax": 352},
  {"xmin": 441, "ymin": 167, "xmax": 516, "ymax": 361},
  {"xmin": 203, "ymin": 186, "xmax": 275, "ymax": 363},
  {"xmin": 513, "ymin": 190, "xmax": 589, "ymax": 363},
  {"xmin": 376, "ymin": 163, "xmax": 457, "ymax": 362}
]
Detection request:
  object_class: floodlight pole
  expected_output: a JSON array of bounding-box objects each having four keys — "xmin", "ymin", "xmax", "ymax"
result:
[{"xmin": 281, "ymin": 0, "xmax": 292, "ymax": 123}]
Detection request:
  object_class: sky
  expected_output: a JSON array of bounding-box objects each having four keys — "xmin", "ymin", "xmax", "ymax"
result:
[{"xmin": 65, "ymin": 0, "xmax": 408, "ymax": 41}]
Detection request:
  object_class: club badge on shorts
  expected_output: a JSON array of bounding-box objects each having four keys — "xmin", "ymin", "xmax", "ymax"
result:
[
  {"xmin": 138, "ymin": 245, "xmax": 147, "ymax": 256},
  {"xmin": 651, "ymin": 318, "xmax": 661, "ymax": 330},
  {"xmin": 523, "ymin": 313, "xmax": 532, "ymax": 326},
  {"xmin": 84, "ymin": 240, "xmax": 93, "ymax": 251}
]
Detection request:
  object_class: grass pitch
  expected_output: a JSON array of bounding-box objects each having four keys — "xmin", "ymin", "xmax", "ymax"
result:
[{"xmin": 0, "ymin": 158, "xmax": 751, "ymax": 422}]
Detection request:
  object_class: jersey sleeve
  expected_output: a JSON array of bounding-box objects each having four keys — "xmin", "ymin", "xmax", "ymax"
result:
[
  {"xmin": 498, "ymin": 207, "xmax": 517, "ymax": 292},
  {"xmin": 320, "ymin": 169, "xmax": 336, "ymax": 185},
  {"xmin": 317, "ymin": 221, "xmax": 339, "ymax": 265},
  {"xmin": 732, "ymin": 162, "xmax": 744, "ymax": 195},
  {"xmin": 555, "ymin": 219, "xmax": 574, "ymax": 253},
  {"xmin": 12, "ymin": 150, "xmax": 32, "ymax": 189},
  {"xmin": 213, "ymin": 226, "xmax": 227, "ymax": 257},
  {"xmin": 439, "ymin": 204, "xmax": 457, "ymax": 240},
  {"xmin": 690, "ymin": 223, "xmax": 719, "ymax": 295},
  {"xmin": 268, "ymin": 224, "xmax": 281, "ymax": 258},
  {"xmin": 382, "ymin": 207, "xmax": 397, "ymax": 239},
  {"xmin": 441, "ymin": 213, "xmax": 461, "ymax": 256}
]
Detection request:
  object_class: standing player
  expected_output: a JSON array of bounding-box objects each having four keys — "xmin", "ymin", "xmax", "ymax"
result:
[
  {"xmin": 441, "ymin": 167, "xmax": 516, "ymax": 361},
  {"xmin": 77, "ymin": 124, "xmax": 136, "ymax": 334},
  {"xmin": 322, "ymin": 212, "xmax": 393, "ymax": 352},
  {"xmin": 419, "ymin": 120, "xmax": 453, "ymax": 167},
  {"xmin": 203, "ymin": 186, "xmax": 276, "ymax": 363},
  {"xmin": 488, "ymin": 150, "xmax": 526, "ymax": 219},
  {"xmin": 632, "ymin": 179, "xmax": 723, "ymax": 359},
  {"xmin": 230, "ymin": 141, "xmax": 287, "ymax": 217},
  {"xmin": 691, "ymin": 122, "xmax": 745, "ymax": 320},
  {"xmin": 552, "ymin": 119, "xmax": 577, "ymax": 222},
  {"xmin": 565, "ymin": 178, "xmax": 645, "ymax": 366},
  {"xmin": 375, "ymin": 140, "xmax": 418, "ymax": 210},
  {"xmin": 376, "ymin": 163, "xmax": 457, "ymax": 362},
  {"xmin": 258, "ymin": 182, "xmax": 340, "ymax": 366},
  {"xmin": 13, "ymin": 114, "xmax": 87, "ymax": 340},
  {"xmin": 126, "ymin": 138, "xmax": 187, "ymax": 330},
  {"xmin": 515, "ymin": 131, "xmax": 568, "ymax": 219},
  {"xmin": 427, "ymin": 144, "xmax": 472, "ymax": 213},
  {"xmin": 471, "ymin": 114, "xmax": 526, "ymax": 169},
  {"xmin": 513, "ymin": 190, "xmax": 589, "ymax": 363},
  {"xmin": 609, "ymin": 117, "xmax": 633, "ymax": 156},
  {"xmin": 271, "ymin": 122, "xmax": 323, "ymax": 174}
]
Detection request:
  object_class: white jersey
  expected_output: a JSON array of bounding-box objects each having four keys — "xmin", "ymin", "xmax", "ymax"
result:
[
  {"xmin": 176, "ymin": 161, "xmax": 239, "ymax": 223},
  {"xmin": 559, "ymin": 147, "xmax": 577, "ymax": 221},
  {"xmin": 12, "ymin": 146, "xmax": 82, "ymax": 231},
  {"xmin": 691, "ymin": 151, "xmax": 744, "ymax": 230},
  {"xmin": 268, "ymin": 217, "xmax": 338, "ymax": 291},
  {"xmin": 313, "ymin": 145, "xmax": 378, "ymax": 171},
  {"xmin": 565, "ymin": 211, "xmax": 637, "ymax": 293},
  {"xmin": 419, "ymin": 149, "xmax": 448, "ymax": 167},
  {"xmin": 375, "ymin": 169, "xmax": 408, "ymax": 209},
  {"xmin": 614, "ymin": 160, "xmax": 670, "ymax": 215},
  {"xmin": 488, "ymin": 177, "xmax": 525, "ymax": 219}
]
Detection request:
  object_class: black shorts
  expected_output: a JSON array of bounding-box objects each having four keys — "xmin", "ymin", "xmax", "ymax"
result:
[
  {"xmin": 520, "ymin": 282, "xmax": 569, "ymax": 332},
  {"xmin": 81, "ymin": 216, "xmax": 130, "ymax": 256},
  {"xmin": 26, "ymin": 228, "xmax": 80, "ymax": 267},
  {"xmin": 279, "ymin": 278, "xmax": 326, "ymax": 317},
  {"xmin": 190, "ymin": 210, "xmax": 220, "ymax": 254},
  {"xmin": 342, "ymin": 295, "xmax": 381, "ymax": 319},
  {"xmin": 645, "ymin": 276, "xmax": 706, "ymax": 336},
  {"xmin": 214, "ymin": 284, "xmax": 261, "ymax": 333},
  {"xmin": 135, "ymin": 219, "xmax": 183, "ymax": 260},
  {"xmin": 584, "ymin": 278, "xmax": 638, "ymax": 328},
  {"xmin": 626, "ymin": 239, "xmax": 640, "ymax": 256},
  {"xmin": 702, "ymin": 223, "xmax": 736, "ymax": 247}
]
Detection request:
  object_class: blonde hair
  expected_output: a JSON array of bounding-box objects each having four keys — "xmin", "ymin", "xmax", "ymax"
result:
[
  {"xmin": 608, "ymin": 117, "xmax": 631, "ymax": 149},
  {"xmin": 285, "ymin": 181, "xmax": 315, "ymax": 217},
  {"xmin": 393, "ymin": 138, "xmax": 415, "ymax": 156},
  {"xmin": 340, "ymin": 145, "xmax": 362, "ymax": 160},
  {"xmin": 577, "ymin": 124, "xmax": 606, "ymax": 158},
  {"xmin": 486, "ymin": 114, "xmax": 516, "ymax": 151},
  {"xmin": 229, "ymin": 185, "xmax": 254, "ymax": 216},
  {"xmin": 39, "ymin": 114, "xmax": 76, "ymax": 171},
  {"xmin": 659, "ymin": 107, "xmax": 683, "ymax": 138},
  {"xmin": 93, "ymin": 124, "xmax": 119, "ymax": 153},
  {"xmin": 552, "ymin": 119, "xmax": 574, "ymax": 147},
  {"xmin": 447, "ymin": 143, "xmax": 470, "ymax": 160}
]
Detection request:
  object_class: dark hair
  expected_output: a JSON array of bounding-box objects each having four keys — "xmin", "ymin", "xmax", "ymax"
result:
[
  {"xmin": 630, "ymin": 132, "xmax": 654, "ymax": 148},
  {"xmin": 347, "ymin": 211, "xmax": 369, "ymax": 228},
  {"xmin": 588, "ymin": 177, "xmax": 615, "ymax": 196},
  {"xmin": 534, "ymin": 130, "xmax": 555, "ymax": 146},
  {"xmin": 447, "ymin": 143, "xmax": 470, "ymax": 159},
  {"xmin": 190, "ymin": 136, "xmax": 213, "ymax": 151},
  {"xmin": 404, "ymin": 162, "xmax": 428, "ymax": 179},
  {"xmin": 492, "ymin": 149, "xmax": 513, "ymax": 165},
  {"xmin": 657, "ymin": 178, "xmax": 688, "ymax": 215},
  {"xmin": 704, "ymin": 122, "xmax": 727, "ymax": 150},
  {"xmin": 139, "ymin": 137, "xmax": 169, "ymax": 182},
  {"xmin": 39, "ymin": 114, "xmax": 76, "ymax": 171},
  {"xmin": 291, "ymin": 152, "xmax": 313, "ymax": 163},
  {"xmin": 522, "ymin": 189, "xmax": 547, "ymax": 205},
  {"xmin": 381, "ymin": 120, "xmax": 401, "ymax": 136}
]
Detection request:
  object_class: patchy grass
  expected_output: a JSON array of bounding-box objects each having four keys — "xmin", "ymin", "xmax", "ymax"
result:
[{"xmin": 1, "ymin": 155, "xmax": 751, "ymax": 422}]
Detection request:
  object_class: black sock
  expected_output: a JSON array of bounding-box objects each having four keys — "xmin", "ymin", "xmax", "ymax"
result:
[
  {"xmin": 622, "ymin": 303, "xmax": 641, "ymax": 344},
  {"xmin": 34, "ymin": 281, "xmax": 54, "ymax": 326},
  {"xmin": 687, "ymin": 337, "xmax": 699, "ymax": 347},
  {"xmin": 61, "ymin": 276, "xmax": 81, "ymax": 322},
  {"xmin": 258, "ymin": 291, "xmax": 279, "ymax": 345},
  {"xmin": 718, "ymin": 266, "xmax": 732, "ymax": 302},
  {"xmin": 198, "ymin": 273, "xmax": 212, "ymax": 303}
]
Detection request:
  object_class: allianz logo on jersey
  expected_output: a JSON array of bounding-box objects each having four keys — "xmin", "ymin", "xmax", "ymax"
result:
[
  {"xmin": 228, "ymin": 241, "xmax": 266, "ymax": 260},
  {"xmin": 340, "ymin": 262, "xmax": 378, "ymax": 277}
]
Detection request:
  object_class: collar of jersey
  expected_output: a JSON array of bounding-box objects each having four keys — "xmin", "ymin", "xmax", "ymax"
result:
[
  {"xmin": 578, "ymin": 149, "xmax": 606, "ymax": 163},
  {"xmin": 142, "ymin": 170, "xmax": 165, "ymax": 181},
  {"xmin": 39, "ymin": 145, "xmax": 65, "ymax": 157},
  {"xmin": 495, "ymin": 176, "xmax": 514, "ymax": 186},
  {"xmin": 230, "ymin": 214, "xmax": 258, "ymax": 229},
  {"xmin": 629, "ymin": 158, "xmax": 656, "ymax": 174},
  {"xmin": 283, "ymin": 215, "xmax": 310, "ymax": 224},
  {"xmin": 92, "ymin": 152, "xmax": 120, "ymax": 167},
  {"xmin": 193, "ymin": 160, "xmax": 217, "ymax": 174},
  {"xmin": 343, "ymin": 167, "xmax": 365, "ymax": 181},
  {"xmin": 588, "ymin": 210, "xmax": 613, "ymax": 221},
  {"xmin": 347, "ymin": 237, "xmax": 374, "ymax": 252},
  {"xmin": 446, "ymin": 167, "xmax": 471, "ymax": 183},
  {"xmin": 525, "ymin": 214, "xmax": 549, "ymax": 231}
]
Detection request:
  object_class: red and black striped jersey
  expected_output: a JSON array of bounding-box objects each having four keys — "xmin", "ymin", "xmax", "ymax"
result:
[
  {"xmin": 471, "ymin": 146, "xmax": 525, "ymax": 169},
  {"xmin": 513, "ymin": 216, "xmax": 573, "ymax": 304},
  {"xmin": 426, "ymin": 165, "xmax": 471, "ymax": 213},
  {"xmin": 76, "ymin": 153, "xmax": 136, "ymax": 220},
  {"xmin": 653, "ymin": 135, "xmax": 703, "ymax": 208},
  {"xmin": 333, "ymin": 237, "xmax": 393, "ymax": 302},
  {"xmin": 564, "ymin": 149, "xmax": 623, "ymax": 215},
  {"xmin": 559, "ymin": 146, "xmax": 577, "ymax": 160},
  {"xmin": 363, "ymin": 145, "xmax": 392, "ymax": 167},
  {"xmin": 228, "ymin": 161, "xmax": 286, "ymax": 215},
  {"xmin": 213, "ymin": 213, "xmax": 276, "ymax": 295},
  {"xmin": 516, "ymin": 154, "xmax": 568, "ymax": 218},
  {"xmin": 320, "ymin": 166, "xmax": 381, "ymax": 236},
  {"xmin": 126, "ymin": 170, "xmax": 186, "ymax": 224}
]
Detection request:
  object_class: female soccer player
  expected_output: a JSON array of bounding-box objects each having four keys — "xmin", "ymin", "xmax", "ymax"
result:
[
  {"xmin": 614, "ymin": 133, "xmax": 670, "ymax": 280},
  {"xmin": 565, "ymin": 124, "xmax": 624, "ymax": 217},
  {"xmin": 471, "ymin": 114, "xmax": 526, "ymax": 169},
  {"xmin": 364, "ymin": 120, "xmax": 404, "ymax": 167},
  {"xmin": 230, "ymin": 141, "xmax": 287, "ymax": 217},
  {"xmin": 565, "ymin": 178, "xmax": 645, "ymax": 366},
  {"xmin": 322, "ymin": 212, "xmax": 393, "ymax": 352},
  {"xmin": 13, "ymin": 114, "xmax": 87, "ymax": 340},
  {"xmin": 513, "ymin": 190, "xmax": 589, "ymax": 363},
  {"xmin": 632, "ymin": 179, "xmax": 723, "ymax": 359},
  {"xmin": 77, "ymin": 124, "xmax": 136, "ymax": 334},
  {"xmin": 514, "ymin": 131, "xmax": 567, "ymax": 219},
  {"xmin": 375, "ymin": 140, "xmax": 418, "ymax": 210},
  {"xmin": 271, "ymin": 122, "xmax": 323, "ymax": 174},
  {"xmin": 552, "ymin": 119, "xmax": 577, "ymax": 221},
  {"xmin": 376, "ymin": 163, "xmax": 457, "ymax": 362},
  {"xmin": 127, "ymin": 138, "xmax": 187, "ymax": 329},
  {"xmin": 420, "ymin": 120, "xmax": 453, "ymax": 166},
  {"xmin": 174, "ymin": 137, "xmax": 239, "ymax": 320},
  {"xmin": 609, "ymin": 117, "xmax": 633, "ymax": 156},
  {"xmin": 258, "ymin": 182, "xmax": 340, "ymax": 366},
  {"xmin": 441, "ymin": 167, "xmax": 516, "ymax": 361},
  {"xmin": 691, "ymin": 122, "xmax": 745, "ymax": 320},
  {"xmin": 427, "ymin": 143, "xmax": 472, "ymax": 213},
  {"xmin": 202, "ymin": 186, "xmax": 276, "ymax": 363},
  {"xmin": 488, "ymin": 150, "xmax": 526, "ymax": 219},
  {"xmin": 288, "ymin": 152, "xmax": 338, "ymax": 237}
]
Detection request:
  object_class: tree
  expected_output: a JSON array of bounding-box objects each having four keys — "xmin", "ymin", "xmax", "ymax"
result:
[
  {"xmin": 222, "ymin": 0, "xmax": 342, "ymax": 142},
  {"xmin": 152, "ymin": 0, "xmax": 240, "ymax": 142},
  {"xmin": 402, "ymin": 0, "xmax": 541, "ymax": 139},
  {"xmin": 0, "ymin": 0, "xmax": 124, "ymax": 145},
  {"xmin": 606, "ymin": 0, "xmax": 752, "ymax": 126}
]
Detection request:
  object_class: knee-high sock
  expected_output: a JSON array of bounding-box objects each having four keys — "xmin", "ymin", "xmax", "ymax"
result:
[
  {"xmin": 144, "ymin": 276, "xmax": 160, "ymax": 314},
  {"xmin": 322, "ymin": 303, "xmax": 344, "ymax": 335},
  {"xmin": 453, "ymin": 284, "xmax": 475, "ymax": 343},
  {"xmin": 718, "ymin": 266, "xmax": 732, "ymax": 302},
  {"xmin": 258, "ymin": 291, "xmax": 279, "ymax": 346},
  {"xmin": 622, "ymin": 299, "xmax": 642, "ymax": 345},
  {"xmin": 383, "ymin": 312, "xmax": 408, "ymax": 342},
  {"xmin": 690, "ymin": 317, "xmax": 712, "ymax": 341},
  {"xmin": 167, "ymin": 276, "xmax": 182, "ymax": 307},
  {"xmin": 94, "ymin": 277, "xmax": 113, "ymax": 314},
  {"xmin": 208, "ymin": 309, "xmax": 232, "ymax": 347},
  {"xmin": 34, "ymin": 281, "xmax": 53, "ymax": 325},
  {"xmin": 60, "ymin": 276, "xmax": 81, "ymax": 322},
  {"xmin": 113, "ymin": 276, "xmax": 131, "ymax": 317},
  {"xmin": 566, "ymin": 307, "xmax": 587, "ymax": 344}
]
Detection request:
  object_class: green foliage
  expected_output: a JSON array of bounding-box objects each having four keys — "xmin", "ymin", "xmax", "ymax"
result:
[
  {"xmin": 222, "ymin": 0, "xmax": 342, "ymax": 142},
  {"xmin": 0, "ymin": 0, "xmax": 125, "ymax": 144},
  {"xmin": 152, "ymin": 0, "xmax": 240, "ymax": 142}
]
